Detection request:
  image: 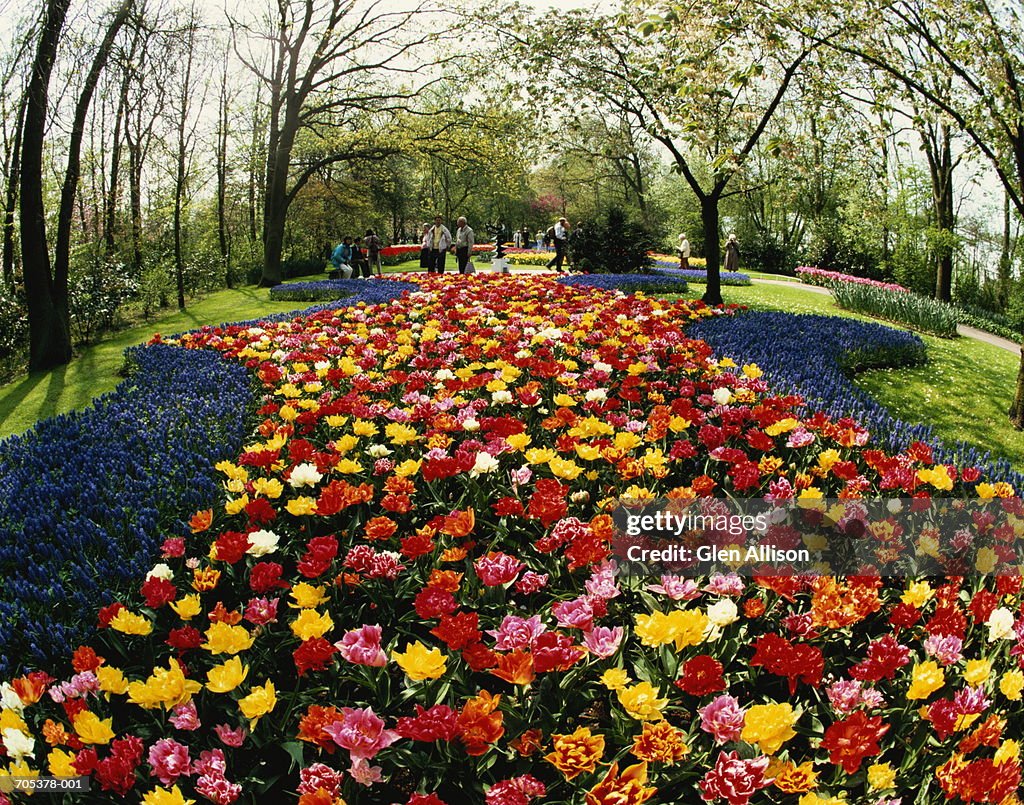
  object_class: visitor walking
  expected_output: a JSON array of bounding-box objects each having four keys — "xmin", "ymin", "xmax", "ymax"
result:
[
  {"xmin": 678, "ymin": 232, "xmax": 691, "ymax": 270},
  {"xmin": 364, "ymin": 229, "xmax": 382, "ymax": 276},
  {"xmin": 724, "ymin": 233, "xmax": 740, "ymax": 273},
  {"xmin": 454, "ymin": 217, "xmax": 475, "ymax": 274},
  {"xmin": 427, "ymin": 215, "xmax": 452, "ymax": 274},
  {"xmin": 546, "ymin": 218, "xmax": 570, "ymax": 273}
]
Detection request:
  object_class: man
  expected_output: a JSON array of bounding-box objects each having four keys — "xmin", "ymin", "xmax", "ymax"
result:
[
  {"xmin": 363, "ymin": 229, "xmax": 382, "ymax": 276},
  {"xmin": 546, "ymin": 217, "xmax": 570, "ymax": 273},
  {"xmin": 678, "ymin": 232, "xmax": 691, "ymax": 270},
  {"xmin": 427, "ymin": 215, "xmax": 452, "ymax": 274},
  {"xmin": 454, "ymin": 217, "xmax": 475, "ymax": 274}
]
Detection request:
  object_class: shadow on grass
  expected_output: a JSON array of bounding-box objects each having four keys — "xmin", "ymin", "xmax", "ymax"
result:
[{"xmin": 0, "ymin": 371, "xmax": 46, "ymax": 431}]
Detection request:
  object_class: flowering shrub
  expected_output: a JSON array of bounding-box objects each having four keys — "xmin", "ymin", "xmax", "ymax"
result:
[
  {"xmin": 796, "ymin": 267, "xmax": 910, "ymax": 293},
  {"xmin": 0, "ymin": 346, "xmax": 254, "ymax": 677},
  {"xmin": 0, "ymin": 275, "xmax": 1021, "ymax": 805},
  {"xmin": 690, "ymin": 311, "xmax": 1023, "ymax": 487}
]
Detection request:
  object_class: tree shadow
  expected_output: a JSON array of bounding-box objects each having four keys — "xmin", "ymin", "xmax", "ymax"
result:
[{"xmin": 0, "ymin": 371, "xmax": 47, "ymax": 431}]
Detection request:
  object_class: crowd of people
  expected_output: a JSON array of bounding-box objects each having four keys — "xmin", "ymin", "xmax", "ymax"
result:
[{"xmin": 328, "ymin": 218, "xmax": 742, "ymax": 277}]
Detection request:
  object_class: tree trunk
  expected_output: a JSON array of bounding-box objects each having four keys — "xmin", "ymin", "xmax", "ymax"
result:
[
  {"xmin": 3, "ymin": 95, "xmax": 25, "ymax": 289},
  {"xmin": 216, "ymin": 60, "xmax": 231, "ymax": 287},
  {"xmin": 700, "ymin": 196, "xmax": 723, "ymax": 306},
  {"xmin": 21, "ymin": 0, "xmax": 73, "ymax": 372},
  {"xmin": 53, "ymin": 0, "xmax": 134, "ymax": 324},
  {"xmin": 1010, "ymin": 346, "xmax": 1024, "ymax": 429}
]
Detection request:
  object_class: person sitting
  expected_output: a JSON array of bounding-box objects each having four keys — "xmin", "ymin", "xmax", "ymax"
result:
[
  {"xmin": 329, "ymin": 237, "xmax": 353, "ymax": 278},
  {"xmin": 351, "ymin": 241, "xmax": 371, "ymax": 278}
]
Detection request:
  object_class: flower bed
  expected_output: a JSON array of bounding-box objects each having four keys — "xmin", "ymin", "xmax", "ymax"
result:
[
  {"xmin": 649, "ymin": 262, "xmax": 750, "ymax": 287},
  {"xmin": 558, "ymin": 273, "xmax": 689, "ymax": 294},
  {"xmin": 0, "ymin": 346, "xmax": 254, "ymax": 677},
  {"xmin": 796, "ymin": 267, "xmax": 910, "ymax": 293},
  {"xmin": 829, "ymin": 282, "xmax": 960, "ymax": 338},
  {"xmin": 649, "ymin": 252, "xmax": 708, "ymax": 270},
  {"xmin": 690, "ymin": 311, "xmax": 1023, "ymax": 487},
  {"xmin": 380, "ymin": 244, "xmax": 494, "ymax": 266},
  {"xmin": 0, "ymin": 275, "xmax": 1020, "ymax": 805}
]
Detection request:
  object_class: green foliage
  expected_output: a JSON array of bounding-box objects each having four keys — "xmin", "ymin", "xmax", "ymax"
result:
[
  {"xmin": 0, "ymin": 285, "xmax": 28, "ymax": 381},
  {"xmin": 137, "ymin": 262, "xmax": 176, "ymax": 319},
  {"xmin": 573, "ymin": 207, "xmax": 656, "ymax": 274},
  {"xmin": 829, "ymin": 281, "xmax": 959, "ymax": 338},
  {"xmin": 68, "ymin": 258, "xmax": 139, "ymax": 344},
  {"xmin": 282, "ymin": 257, "xmax": 328, "ymax": 279}
]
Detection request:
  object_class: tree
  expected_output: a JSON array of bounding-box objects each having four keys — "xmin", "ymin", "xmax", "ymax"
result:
[
  {"xmin": 820, "ymin": 0, "xmax": 1024, "ymax": 424},
  {"xmin": 231, "ymin": 0, "xmax": 456, "ymax": 286},
  {"xmin": 504, "ymin": 0, "xmax": 831, "ymax": 304},
  {"xmin": 21, "ymin": 0, "xmax": 134, "ymax": 371}
]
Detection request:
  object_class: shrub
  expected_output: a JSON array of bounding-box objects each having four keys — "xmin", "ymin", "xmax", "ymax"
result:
[
  {"xmin": 68, "ymin": 258, "xmax": 138, "ymax": 343},
  {"xmin": 829, "ymin": 282, "xmax": 960, "ymax": 338},
  {"xmin": 572, "ymin": 207, "xmax": 656, "ymax": 273},
  {"xmin": 796, "ymin": 267, "xmax": 910, "ymax": 293}
]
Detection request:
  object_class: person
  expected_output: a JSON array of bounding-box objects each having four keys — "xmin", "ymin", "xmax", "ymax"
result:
[
  {"xmin": 419, "ymin": 223, "xmax": 432, "ymax": 271},
  {"xmin": 568, "ymin": 221, "xmax": 586, "ymax": 271},
  {"xmin": 724, "ymin": 233, "xmax": 740, "ymax": 272},
  {"xmin": 546, "ymin": 217, "xmax": 570, "ymax": 273},
  {"xmin": 350, "ymin": 240, "xmax": 371, "ymax": 278},
  {"xmin": 427, "ymin": 215, "xmax": 452, "ymax": 274},
  {"xmin": 521, "ymin": 226, "xmax": 532, "ymax": 249},
  {"xmin": 536, "ymin": 229, "xmax": 545, "ymax": 250},
  {"xmin": 513, "ymin": 228, "xmax": 522, "ymax": 249},
  {"xmin": 363, "ymin": 229, "xmax": 382, "ymax": 276},
  {"xmin": 329, "ymin": 237, "xmax": 353, "ymax": 278},
  {"xmin": 678, "ymin": 233, "xmax": 691, "ymax": 270},
  {"xmin": 454, "ymin": 216, "xmax": 475, "ymax": 274}
]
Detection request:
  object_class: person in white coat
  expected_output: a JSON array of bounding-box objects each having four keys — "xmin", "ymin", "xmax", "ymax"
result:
[{"xmin": 678, "ymin": 233, "xmax": 691, "ymax": 270}]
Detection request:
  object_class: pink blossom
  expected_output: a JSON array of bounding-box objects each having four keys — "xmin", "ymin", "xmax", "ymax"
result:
[
  {"xmin": 298, "ymin": 763, "xmax": 344, "ymax": 797},
  {"xmin": 148, "ymin": 738, "xmax": 191, "ymax": 786},
  {"xmin": 192, "ymin": 749, "xmax": 228, "ymax": 778},
  {"xmin": 486, "ymin": 774, "xmax": 546, "ymax": 805},
  {"xmin": 698, "ymin": 695, "xmax": 745, "ymax": 744},
  {"xmin": 367, "ymin": 551, "xmax": 405, "ymax": 580},
  {"xmin": 515, "ymin": 571, "xmax": 548, "ymax": 594},
  {"xmin": 699, "ymin": 751, "xmax": 772, "ymax": 805},
  {"xmin": 213, "ymin": 724, "xmax": 247, "ymax": 747},
  {"xmin": 194, "ymin": 774, "xmax": 242, "ymax": 805},
  {"xmin": 923, "ymin": 634, "xmax": 963, "ymax": 666},
  {"xmin": 336, "ymin": 625, "xmax": 388, "ymax": 667},
  {"xmin": 324, "ymin": 707, "xmax": 400, "ymax": 761},
  {"xmin": 474, "ymin": 552, "xmax": 525, "ymax": 586},
  {"xmin": 161, "ymin": 537, "xmax": 186, "ymax": 559},
  {"xmin": 646, "ymin": 575, "xmax": 701, "ymax": 600},
  {"xmin": 169, "ymin": 701, "xmax": 201, "ymax": 731},
  {"xmin": 860, "ymin": 687, "xmax": 886, "ymax": 709},
  {"xmin": 584, "ymin": 560, "xmax": 621, "ymax": 600},
  {"xmin": 243, "ymin": 597, "xmax": 279, "ymax": 626},
  {"xmin": 510, "ymin": 465, "xmax": 533, "ymax": 487},
  {"xmin": 552, "ymin": 596, "xmax": 595, "ymax": 631},
  {"xmin": 488, "ymin": 615, "xmax": 546, "ymax": 651},
  {"xmin": 349, "ymin": 757, "xmax": 384, "ymax": 786},
  {"xmin": 786, "ymin": 428, "xmax": 815, "ymax": 448},
  {"xmin": 373, "ymin": 458, "xmax": 395, "ymax": 476},
  {"xmin": 703, "ymin": 573, "xmax": 745, "ymax": 596},
  {"xmin": 583, "ymin": 626, "xmax": 623, "ymax": 659},
  {"xmin": 827, "ymin": 679, "xmax": 863, "ymax": 715}
]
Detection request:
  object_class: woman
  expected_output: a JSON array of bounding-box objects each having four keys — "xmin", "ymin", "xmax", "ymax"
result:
[
  {"xmin": 724, "ymin": 233, "xmax": 740, "ymax": 272},
  {"xmin": 419, "ymin": 223, "xmax": 432, "ymax": 271}
]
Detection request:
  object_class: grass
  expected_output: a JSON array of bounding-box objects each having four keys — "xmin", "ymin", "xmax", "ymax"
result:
[
  {"xmin": 0, "ymin": 286, "xmax": 312, "ymax": 440},
  {"xmin": 674, "ymin": 281, "xmax": 1024, "ymax": 471}
]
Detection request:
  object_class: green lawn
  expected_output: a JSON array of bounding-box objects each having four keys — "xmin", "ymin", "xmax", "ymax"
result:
[
  {"xmin": 0, "ymin": 286, "xmax": 311, "ymax": 440},
  {"xmin": 686, "ymin": 282, "xmax": 1024, "ymax": 470}
]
